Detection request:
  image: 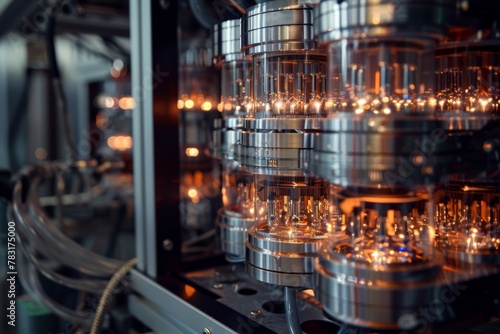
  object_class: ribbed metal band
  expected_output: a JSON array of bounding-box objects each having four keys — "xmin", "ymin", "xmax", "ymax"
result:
[
  {"xmin": 215, "ymin": 208, "xmax": 254, "ymax": 258},
  {"xmin": 242, "ymin": 0, "xmax": 318, "ymax": 55},
  {"xmin": 315, "ymin": 246, "xmax": 500, "ymax": 330},
  {"xmin": 311, "ymin": 114, "xmax": 496, "ymax": 188},
  {"xmin": 213, "ymin": 19, "xmax": 245, "ymax": 66},
  {"xmin": 236, "ymin": 117, "xmax": 321, "ymax": 175},
  {"xmin": 245, "ymin": 225, "xmax": 326, "ymax": 288},
  {"xmin": 212, "ymin": 117, "xmax": 244, "ymax": 160},
  {"xmin": 314, "ymin": 0, "xmax": 460, "ymax": 44}
]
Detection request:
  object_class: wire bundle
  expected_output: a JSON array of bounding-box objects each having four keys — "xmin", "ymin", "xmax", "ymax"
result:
[{"xmin": 10, "ymin": 163, "xmax": 133, "ymax": 331}]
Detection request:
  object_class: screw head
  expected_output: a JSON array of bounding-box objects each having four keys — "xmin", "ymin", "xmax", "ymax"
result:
[
  {"xmin": 163, "ymin": 239, "xmax": 174, "ymax": 251},
  {"xmin": 202, "ymin": 328, "xmax": 212, "ymax": 334},
  {"xmin": 250, "ymin": 310, "xmax": 261, "ymax": 318}
]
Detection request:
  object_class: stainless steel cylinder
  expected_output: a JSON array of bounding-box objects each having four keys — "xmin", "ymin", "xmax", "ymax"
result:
[
  {"xmin": 315, "ymin": 246, "xmax": 500, "ymax": 330},
  {"xmin": 212, "ymin": 19, "xmax": 255, "ymax": 261},
  {"xmin": 240, "ymin": 0, "xmax": 330, "ymax": 288},
  {"xmin": 246, "ymin": 225, "xmax": 326, "ymax": 288},
  {"xmin": 241, "ymin": 0, "xmax": 318, "ymax": 56},
  {"xmin": 215, "ymin": 208, "xmax": 254, "ymax": 259},
  {"xmin": 312, "ymin": 113, "xmax": 493, "ymax": 188}
]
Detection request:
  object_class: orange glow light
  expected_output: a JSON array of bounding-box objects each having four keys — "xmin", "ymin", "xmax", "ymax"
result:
[
  {"xmin": 119, "ymin": 96, "xmax": 136, "ymax": 110},
  {"xmin": 201, "ymin": 101, "xmax": 212, "ymax": 111},
  {"xmin": 185, "ymin": 147, "xmax": 199, "ymax": 157},
  {"xmin": 107, "ymin": 135, "xmax": 133, "ymax": 151},
  {"xmin": 187, "ymin": 188, "xmax": 198, "ymax": 198},
  {"xmin": 184, "ymin": 285, "xmax": 195, "ymax": 298}
]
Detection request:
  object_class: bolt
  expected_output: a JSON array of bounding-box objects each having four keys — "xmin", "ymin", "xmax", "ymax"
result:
[
  {"xmin": 163, "ymin": 239, "xmax": 174, "ymax": 251},
  {"xmin": 202, "ymin": 328, "xmax": 212, "ymax": 334},
  {"xmin": 250, "ymin": 310, "xmax": 261, "ymax": 319}
]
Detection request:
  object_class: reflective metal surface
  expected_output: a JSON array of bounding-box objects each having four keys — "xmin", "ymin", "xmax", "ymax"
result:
[
  {"xmin": 242, "ymin": 0, "xmax": 318, "ymax": 55},
  {"xmin": 216, "ymin": 208, "xmax": 254, "ymax": 258},
  {"xmin": 246, "ymin": 226, "xmax": 324, "ymax": 288}
]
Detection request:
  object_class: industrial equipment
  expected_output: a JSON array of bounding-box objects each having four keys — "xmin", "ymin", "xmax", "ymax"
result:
[{"xmin": 2, "ymin": 0, "xmax": 500, "ymax": 333}]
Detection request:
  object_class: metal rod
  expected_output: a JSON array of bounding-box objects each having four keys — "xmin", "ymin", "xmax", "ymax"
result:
[{"xmin": 284, "ymin": 287, "xmax": 303, "ymax": 334}]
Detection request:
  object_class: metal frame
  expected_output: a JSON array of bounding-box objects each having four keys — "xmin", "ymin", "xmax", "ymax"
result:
[
  {"xmin": 131, "ymin": 0, "xmax": 181, "ymax": 278},
  {"xmin": 130, "ymin": 270, "xmax": 237, "ymax": 334}
]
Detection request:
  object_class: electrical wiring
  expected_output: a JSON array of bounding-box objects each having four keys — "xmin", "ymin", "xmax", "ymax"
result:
[
  {"xmin": 17, "ymin": 248, "xmax": 94, "ymax": 326},
  {"xmin": 8, "ymin": 159, "xmax": 139, "ymax": 332},
  {"xmin": 182, "ymin": 228, "xmax": 215, "ymax": 247},
  {"xmin": 16, "ymin": 229, "xmax": 109, "ymax": 294},
  {"xmin": 38, "ymin": 184, "xmax": 104, "ymax": 207},
  {"xmin": 45, "ymin": 8, "xmax": 78, "ymax": 162},
  {"xmin": 12, "ymin": 164, "xmax": 123, "ymax": 275},
  {"xmin": 25, "ymin": 177, "xmax": 123, "ymax": 276},
  {"xmin": 11, "ymin": 162, "xmax": 134, "ymax": 329},
  {"xmin": 90, "ymin": 258, "xmax": 138, "ymax": 334}
]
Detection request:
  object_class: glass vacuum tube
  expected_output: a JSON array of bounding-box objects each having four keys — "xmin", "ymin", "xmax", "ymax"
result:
[
  {"xmin": 216, "ymin": 19, "xmax": 252, "ymax": 118},
  {"xmin": 326, "ymin": 39, "xmax": 436, "ymax": 115},
  {"xmin": 252, "ymin": 51, "xmax": 327, "ymax": 118},
  {"xmin": 326, "ymin": 186, "xmax": 435, "ymax": 266},
  {"xmin": 433, "ymin": 33, "xmax": 500, "ymax": 265},
  {"xmin": 253, "ymin": 176, "xmax": 329, "ymax": 240},
  {"xmin": 435, "ymin": 182, "xmax": 500, "ymax": 265},
  {"xmin": 212, "ymin": 19, "xmax": 255, "ymax": 261},
  {"xmin": 239, "ymin": 0, "xmax": 329, "ymax": 288},
  {"xmin": 436, "ymin": 36, "xmax": 500, "ymax": 115},
  {"xmin": 312, "ymin": 0, "xmax": 461, "ymax": 330}
]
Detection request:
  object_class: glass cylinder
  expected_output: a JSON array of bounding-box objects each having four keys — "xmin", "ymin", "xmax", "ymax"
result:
[
  {"xmin": 221, "ymin": 160, "xmax": 255, "ymax": 219},
  {"xmin": 253, "ymin": 175, "xmax": 329, "ymax": 241},
  {"xmin": 326, "ymin": 39, "xmax": 436, "ymax": 115},
  {"xmin": 326, "ymin": 185, "xmax": 435, "ymax": 265},
  {"xmin": 435, "ymin": 40, "xmax": 500, "ymax": 114},
  {"xmin": 241, "ymin": 0, "xmax": 329, "ymax": 287},
  {"xmin": 434, "ymin": 183, "xmax": 500, "ymax": 263},
  {"xmin": 212, "ymin": 19, "xmax": 256, "ymax": 259},
  {"xmin": 252, "ymin": 51, "xmax": 327, "ymax": 118},
  {"xmin": 219, "ymin": 59, "xmax": 252, "ymax": 117}
]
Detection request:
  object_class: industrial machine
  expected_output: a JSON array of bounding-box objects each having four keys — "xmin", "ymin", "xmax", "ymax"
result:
[{"xmin": 1, "ymin": 0, "xmax": 499, "ymax": 333}]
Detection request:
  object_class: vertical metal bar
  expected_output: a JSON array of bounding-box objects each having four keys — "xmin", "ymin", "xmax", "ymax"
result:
[
  {"xmin": 131, "ymin": 0, "xmax": 180, "ymax": 278},
  {"xmin": 150, "ymin": 0, "xmax": 181, "ymax": 276},
  {"xmin": 131, "ymin": 0, "xmax": 149, "ymax": 274}
]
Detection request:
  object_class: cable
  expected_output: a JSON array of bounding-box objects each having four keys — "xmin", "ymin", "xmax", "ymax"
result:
[
  {"xmin": 182, "ymin": 228, "xmax": 215, "ymax": 247},
  {"xmin": 17, "ymin": 247, "xmax": 94, "ymax": 326},
  {"xmin": 284, "ymin": 286, "xmax": 304, "ymax": 334},
  {"xmin": 17, "ymin": 229, "xmax": 109, "ymax": 294},
  {"xmin": 90, "ymin": 258, "xmax": 138, "ymax": 334},
  {"xmin": 12, "ymin": 165, "xmax": 123, "ymax": 277},
  {"xmin": 45, "ymin": 11, "xmax": 78, "ymax": 162}
]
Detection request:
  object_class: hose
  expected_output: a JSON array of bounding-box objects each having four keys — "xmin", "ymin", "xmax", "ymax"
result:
[
  {"xmin": 90, "ymin": 258, "xmax": 138, "ymax": 334},
  {"xmin": 284, "ymin": 286, "xmax": 303, "ymax": 334}
]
